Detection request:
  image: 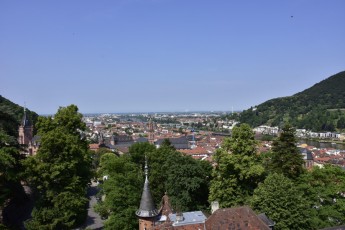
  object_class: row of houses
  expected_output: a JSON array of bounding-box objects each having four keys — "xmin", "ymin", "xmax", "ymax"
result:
[
  {"xmin": 254, "ymin": 125, "xmax": 345, "ymax": 140},
  {"xmin": 296, "ymin": 129, "xmax": 344, "ymax": 139},
  {"xmin": 253, "ymin": 126, "xmax": 279, "ymax": 135}
]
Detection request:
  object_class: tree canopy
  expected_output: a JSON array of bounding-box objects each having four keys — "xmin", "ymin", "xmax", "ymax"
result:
[
  {"xmin": 96, "ymin": 142, "xmax": 212, "ymax": 229},
  {"xmin": 209, "ymin": 123, "xmax": 265, "ymax": 207},
  {"xmin": 0, "ymin": 130, "xmax": 27, "ymax": 228},
  {"xmin": 96, "ymin": 154, "xmax": 142, "ymax": 230},
  {"xmin": 297, "ymin": 165, "xmax": 345, "ymax": 229},
  {"xmin": 148, "ymin": 146, "xmax": 211, "ymax": 211},
  {"xmin": 24, "ymin": 105, "xmax": 92, "ymax": 229},
  {"xmin": 251, "ymin": 173, "xmax": 311, "ymax": 230},
  {"xmin": 128, "ymin": 142, "xmax": 156, "ymax": 166},
  {"xmin": 239, "ymin": 71, "xmax": 345, "ymax": 131},
  {"xmin": 270, "ymin": 124, "xmax": 305, "ymax": 179},
  {"xmin": 0, "ymin": 100, "xmax": 30, "ymax": 229}
]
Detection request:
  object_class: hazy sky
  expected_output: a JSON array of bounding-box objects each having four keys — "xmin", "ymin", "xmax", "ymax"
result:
[{"xmin": 1, "ymin": 0, "xmax": 345, "ymax": 114}]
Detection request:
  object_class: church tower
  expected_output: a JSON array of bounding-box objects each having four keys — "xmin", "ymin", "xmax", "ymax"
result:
[
  {"xmin": 136, "ymin": 158, "xmax": 159, "ymax": 230},
  {"xmin": 148, "ymin": 118, "xmax": 155, "ymax": 144},
  {"xmin": 18, "ymin": 107, "xmax": 33, "ymax": 145}
]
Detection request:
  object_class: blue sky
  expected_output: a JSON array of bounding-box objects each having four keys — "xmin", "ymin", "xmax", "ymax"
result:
[{"xmin": 1, "ymin": 0, "xmax": 345, "ymax": 114}]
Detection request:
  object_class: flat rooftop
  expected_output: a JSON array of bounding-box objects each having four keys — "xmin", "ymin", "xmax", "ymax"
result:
[{"xmin": 169, "ymin": 211, "xmax": 206, "ymax": 226}]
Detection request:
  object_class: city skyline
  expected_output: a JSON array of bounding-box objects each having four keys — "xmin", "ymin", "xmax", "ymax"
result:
[{"xmin": 1, "ymin": 0, "xmax": 345, "ymax": 114}]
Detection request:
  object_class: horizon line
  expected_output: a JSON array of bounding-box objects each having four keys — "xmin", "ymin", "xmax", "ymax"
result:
[{"xmin": 38, "ymin": 110, "xmax": 242, "ymax": 116}]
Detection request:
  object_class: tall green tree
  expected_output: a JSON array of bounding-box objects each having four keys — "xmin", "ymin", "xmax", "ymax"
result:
[
  {"xmin": 0, "ymin": 131, "xmax": 20, "ymax": 203},
  {"xmin": 251, "ymin": 173, "xmax": 311, "ymax": 230},
  {"xmin": 145, "ymin": 143, "xmax": 212, "ymax": 211},
  {"xmin": 128, "ymin": 142, "xmax": 156, "ymax": 166},
  {"xmin": 92, "ymin": 147, "xmax": 117, "ymax": 173},
  {"xmin": 161, "ymin": 138, "xmax": 174, "ymax": 149},
  {"xmin": 270, "ymin": 124, "xmax": 305, "ymax": 179},
  {"xmin": 209, "ymin": 123, "xmax": 265, "ymax": 207},
  {"xmin": 95, "ymin": 154, "xmax": 142, "ymax": 230},
  {"xmin": 24, "ymin": 105, "xmax": 92, "ymax": 229},
  {"xmin": 155, "ymin": 151, "xmax": 212, "ymax": 211},
  {"xmin": 297, "ymin": 165, "xmax": 345, "ymax": 229}
]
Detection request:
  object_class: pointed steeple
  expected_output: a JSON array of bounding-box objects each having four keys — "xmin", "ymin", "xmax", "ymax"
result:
[
  {"xmin": 18, "ymin": 103, "xmax": 33, "ymax": 146},
  {"xmin": 136, "ymin": 157, "xmax": 159, "ymax": 218},
  {"xmin": 21, "ymin": 104, "xmax": 31, "ymax": 127}
]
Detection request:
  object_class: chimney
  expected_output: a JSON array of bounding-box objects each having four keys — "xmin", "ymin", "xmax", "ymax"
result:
[
  {"xmin": 175, "ymin": 212, "xmax": 184, "ymax": 223},
  {"xmin": 211, "ymin": 201, "xmax": 219, "ymax": 214}
]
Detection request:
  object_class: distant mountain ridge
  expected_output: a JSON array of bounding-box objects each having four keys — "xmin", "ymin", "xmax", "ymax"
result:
[
  {"xmin": 239, "ymin": 71, "xmax": 345, "ymax": 132},
  {"xmin": 0, "ymin": 95, "xmax": 38, "ymax": 137}
]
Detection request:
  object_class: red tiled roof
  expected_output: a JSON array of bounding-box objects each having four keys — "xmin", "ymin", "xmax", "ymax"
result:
[
  {"xmin": 179, "ymin": 147, "xmax": 208, "ymax": 155},
  {"xmin": 205, "ymin": 206, "xmax": 270, "ymax": 230},
  {"xmin": 115, "ymin": 146, "xmax": 129, "ymax": 154},
  {"xmin": 315, "ymin": 157, "xmax": 330, "ymax": 162},
  {"xmin": 89, "ymin": 144, "xmax": 100, "ymax": 150}
]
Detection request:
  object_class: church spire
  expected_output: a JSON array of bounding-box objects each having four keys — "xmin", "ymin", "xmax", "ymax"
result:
[
  {"xmin": 144, "ymin": 156, "xmax": 149, "ymax": 182},
  {"xmin": 136, "ymin": 156, "xmax": 159, "ymax": 218},
  {"xmin": 18, "ymin": 103, "xmax": 33, "ymax": 146},
  {"xmin": 21, "ymin": 102, "xmax": 31, "ymax": 127}
]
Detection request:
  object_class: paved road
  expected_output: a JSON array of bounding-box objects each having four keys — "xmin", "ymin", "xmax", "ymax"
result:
[{"xmin": 83, "ymin": 181, "xmax": 104, "ymax": 230}]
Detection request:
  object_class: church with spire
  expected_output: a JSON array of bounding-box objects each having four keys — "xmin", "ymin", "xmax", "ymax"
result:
[
  {"xmin": 18, "ymin": 107, "xmax": 33, "ymax": 146},
  {"xmin": 18, "ymin": 106, "xmax": 39, "ymax": 155}
]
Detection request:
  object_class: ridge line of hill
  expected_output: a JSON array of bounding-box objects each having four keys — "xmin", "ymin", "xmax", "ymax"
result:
[{"xmin": 239, "ymin": 71, "xmax": 345, "ymax": 132}]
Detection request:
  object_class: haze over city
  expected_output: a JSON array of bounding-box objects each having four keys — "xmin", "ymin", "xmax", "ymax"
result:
[{"xmin": 1, "ymin": 0, "xmax": 345, "ymax": 114}]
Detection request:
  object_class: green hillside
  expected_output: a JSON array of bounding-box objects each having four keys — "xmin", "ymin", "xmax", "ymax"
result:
[
  {"xmin": 239, "ymin": 71, "xmax": 345, "ymax": 132},
  {"xmin": 0, "ymin": 95, "xmax": 38, "ymax": 137}
]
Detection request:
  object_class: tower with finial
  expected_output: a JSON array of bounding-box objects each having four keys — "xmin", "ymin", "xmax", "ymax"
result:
[
  {"xmin": 18, "ymin": 103, "xmax": 33, "ymax": 145},
  {"xmin": 136, "ymin": 157, "xmax": 159, "ymax": 230}
]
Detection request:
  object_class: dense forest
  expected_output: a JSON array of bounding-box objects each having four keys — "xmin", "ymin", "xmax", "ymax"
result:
[{"xmin": 239, "ymin": 71, "xmax": 345, "ymax": 131}]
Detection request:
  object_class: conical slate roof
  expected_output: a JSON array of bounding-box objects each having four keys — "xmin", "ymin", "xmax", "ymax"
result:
[{"xmin": 136, "ymin": 159, "xmax": 159, "ymax": 218}]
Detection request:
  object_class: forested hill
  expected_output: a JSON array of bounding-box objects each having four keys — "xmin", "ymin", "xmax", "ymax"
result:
[
  {"xmin": 239, "ymin": 71, "xmax": 345, "ymax": 132},
  {"xmin": 0, "ymin": 95, "xmax": 38, "ymax": 137}
]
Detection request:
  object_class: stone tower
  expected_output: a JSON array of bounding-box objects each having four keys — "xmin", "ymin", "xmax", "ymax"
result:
[
  {"xmin": 18, "ymin": 107, "xmax": 33, "ymax": 145},
  {"xmin": 136, "ymin": 158, "xmax": 159, "ymax": 230},
  {"xmin": 148, "ymin": 118, "xmax": 155, "ymax": 144}
]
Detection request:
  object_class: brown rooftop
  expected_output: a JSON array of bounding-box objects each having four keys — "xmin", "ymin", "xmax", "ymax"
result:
[{"xmin": 205, "ymin": 206, "xmax": 270, "ymax": 230}]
